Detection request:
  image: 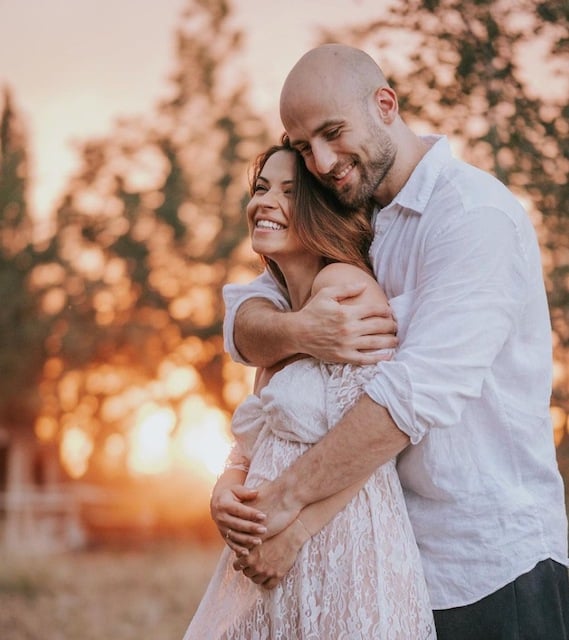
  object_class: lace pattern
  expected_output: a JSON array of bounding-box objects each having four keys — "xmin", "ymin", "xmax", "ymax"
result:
[{"xmin": 184, "ymin": 360, "xmax": 435, "ymax": 639}]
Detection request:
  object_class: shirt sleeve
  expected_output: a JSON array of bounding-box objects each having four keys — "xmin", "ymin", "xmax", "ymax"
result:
[
  {"xmin": 365, "ymin": 205, "xmax": 531, "ymax": 444},
  {"xmin": 223, "ymin": 270, "xmax": 291, "ymax": 364}
]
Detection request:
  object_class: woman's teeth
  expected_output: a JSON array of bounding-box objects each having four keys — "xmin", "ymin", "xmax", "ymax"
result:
[{"xmin": 256, "ymin": 220, "xmax": 285, "ymax": 230}]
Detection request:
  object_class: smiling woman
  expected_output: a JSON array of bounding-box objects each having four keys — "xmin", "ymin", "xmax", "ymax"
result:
[{"xmin": 247, "ymin": 148, "xmax": 323, "ymax": 307}]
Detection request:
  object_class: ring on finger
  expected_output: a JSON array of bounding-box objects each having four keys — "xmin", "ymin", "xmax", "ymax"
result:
[{"xmin": 226, "ymin": 528, "xmax": 232, "ymax": 541}]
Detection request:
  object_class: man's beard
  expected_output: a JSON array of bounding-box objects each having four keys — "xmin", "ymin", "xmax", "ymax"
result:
[{"xmin": 328, "ymin": 128, "xmax": 396, "ymax": 210}]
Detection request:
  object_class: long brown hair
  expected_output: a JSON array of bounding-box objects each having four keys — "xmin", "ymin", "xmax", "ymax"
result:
[{"xmin": 248, "ymin": 135, "xmax": 373, "ymax": 290}]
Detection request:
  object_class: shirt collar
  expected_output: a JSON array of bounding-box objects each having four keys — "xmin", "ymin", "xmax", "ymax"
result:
[{"xmin": 380, "ymin": 134, "xmax": 452, "ymax": 216}]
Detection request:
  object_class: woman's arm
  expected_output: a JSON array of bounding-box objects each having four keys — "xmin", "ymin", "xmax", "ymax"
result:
[{"xmin": 209, "ymin": 364, "xmax": 295, "ymax": 554}]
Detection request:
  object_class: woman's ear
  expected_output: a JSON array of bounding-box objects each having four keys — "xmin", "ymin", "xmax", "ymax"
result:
[{"xmin": 373, "ymin": 86, "xmax": 398, "ymax": 124}]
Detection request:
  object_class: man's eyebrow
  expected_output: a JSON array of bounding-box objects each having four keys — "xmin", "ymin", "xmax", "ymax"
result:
[{"xmin": 289, "ymin": 119, "xmax": 343, "ymax": 147}]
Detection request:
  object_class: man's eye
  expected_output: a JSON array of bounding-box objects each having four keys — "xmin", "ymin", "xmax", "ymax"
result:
[{"xmin": 325, "ymin": 128, "xmax": 341, "ymax": 140}]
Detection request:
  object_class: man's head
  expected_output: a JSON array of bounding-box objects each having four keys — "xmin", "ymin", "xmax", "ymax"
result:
[{"xmin": 280, "ymin": 44, "xmax": 400, "ymax": 208}]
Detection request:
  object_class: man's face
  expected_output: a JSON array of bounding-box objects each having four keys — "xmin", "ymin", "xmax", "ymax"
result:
[{"xmin": 282, "ymin": 95, "xmax": 396, "ymax": 209}]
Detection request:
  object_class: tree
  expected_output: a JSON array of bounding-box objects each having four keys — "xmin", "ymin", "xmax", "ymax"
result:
[
  {"xmin": 0, "ymin": 87, "xmax": 50, "ymax": 429},
  {"xmin": 34, "ymin": 0, "xmax": 269, "ymax": 479}
]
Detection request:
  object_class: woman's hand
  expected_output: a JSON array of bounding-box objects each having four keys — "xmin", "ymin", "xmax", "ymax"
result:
[
  {"xmin": 233, "ymin": 519, "xmax": 310, "ymax": 589},
  {"xmin": 210, "ymin": 480, "xmax": 267, "ymax": 556}
]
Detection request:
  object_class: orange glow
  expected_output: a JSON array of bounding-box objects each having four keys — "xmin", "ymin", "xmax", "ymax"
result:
[
  {"xmin": 176, "ymin": 396, "xmax": 232, "ymax": 478},
  {"xmin": 127, "ymin": 403, "xmax": 177, "ymax": 475},
  {"xmin": 551, "ymin": 406, "xmax": 568, "ymax": 447},
  {"xmin": 35, "ymin": 415, "xmax": 58, "ymax": 442},
  {"xmin": 60, "ymin": 427, "xmax": 94, "ymax": 478},
  {"xmin": 158, "ymin": 362, "xmax": 200, "ymax": 399},
  {"xmin": 41, "ymin": 287, "xmax": 67, "ymax": 315},
  {"xmin": 104, "ymin": 433, "xmax": 126, "ymax": 460}
]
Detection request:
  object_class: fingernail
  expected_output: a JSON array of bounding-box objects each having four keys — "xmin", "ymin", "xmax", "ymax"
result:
[
  {"xmin": 256, "ymin": 514, "xmax": 266, "ymax": 521},
  {"xmin": 256, "ymin": 526, "xmax": 267, "ymax": 534},
  {"xmin": 253, "ymin": 538, "xmax": 262, "ymax": 545}
]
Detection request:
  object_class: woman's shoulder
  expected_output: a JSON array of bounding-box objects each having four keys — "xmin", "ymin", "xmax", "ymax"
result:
[
  {"xmin": 311, "ymin": 263, "xmax": 387, "ymax": 305},
  {"xmin": 312, "ymin": 262, "xmax": 375, "ymax": 289}
]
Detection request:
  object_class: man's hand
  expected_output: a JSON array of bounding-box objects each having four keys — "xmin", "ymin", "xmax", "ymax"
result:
[
  {"xmin": 243, "ymin": 477, "xmax": 302, "ymax": 539},
  {"xmin": 297, "ymin": 281, "xmax": 397, "ymax": 364},
  {"xmin": 233, "ymin": 519, "xmax": 309, "ymax": 590}
]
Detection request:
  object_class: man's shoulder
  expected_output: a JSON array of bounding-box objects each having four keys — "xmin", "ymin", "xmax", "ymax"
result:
[{"xmin": 436, "ymin": 157, "xmax": 525, "ymax": 218}]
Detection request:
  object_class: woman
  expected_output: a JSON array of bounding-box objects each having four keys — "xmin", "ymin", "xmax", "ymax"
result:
[{"xmin": 183, "ymin": 141, "xmax": 435, "ymax": 639}]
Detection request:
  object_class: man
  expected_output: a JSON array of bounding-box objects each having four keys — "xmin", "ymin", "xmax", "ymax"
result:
[{"xmin": 223, "ymin": 44, "xmax": 569, "ymax": 638}]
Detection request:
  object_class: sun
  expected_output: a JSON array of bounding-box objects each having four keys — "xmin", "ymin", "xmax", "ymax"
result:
[
  {"xmin": 127, "ymin": 402, "xmax": 177, "ymax": 475},
  {"xmin": 122, "ymin": 396, "xmax": 232, "ymax": 480},
  {"xmin": 174, "ymin": 395, "xmax": 233, "ymax": 479}
]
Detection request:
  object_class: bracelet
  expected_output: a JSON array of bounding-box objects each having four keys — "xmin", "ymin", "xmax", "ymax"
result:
[{"xmin": 224, "ymin": 462, "xmax": 250, "ymax": 472}]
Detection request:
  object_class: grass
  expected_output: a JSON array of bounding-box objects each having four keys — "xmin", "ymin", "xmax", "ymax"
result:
[{"xmin": 0, "ymin": 540, "xmax": 222, "ymax": 640}]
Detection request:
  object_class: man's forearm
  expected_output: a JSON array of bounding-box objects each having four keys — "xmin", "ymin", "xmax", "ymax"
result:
[
  {"xmin": 296, "ymin": 474, "xmax": 371, "ymax": 538},
  {"xmin": 234, "ymin": 298, "xmax": 303, "ymax": 367},
  {"xmin": 269, "ymin": 395, "xmax": 409, "ymax": 518}
]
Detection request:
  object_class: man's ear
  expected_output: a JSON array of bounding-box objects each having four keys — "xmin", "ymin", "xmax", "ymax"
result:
[{"xmin": 373, "ymin": 86, "xmax": 398, "ymax": 124}]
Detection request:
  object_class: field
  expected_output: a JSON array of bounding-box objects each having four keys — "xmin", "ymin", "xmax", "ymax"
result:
[{"xmin": 0, "ymin": 541, "xmax": 222, "ymax": 640}]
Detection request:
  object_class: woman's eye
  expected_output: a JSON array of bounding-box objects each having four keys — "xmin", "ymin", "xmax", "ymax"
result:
[{"xmin": 254, "ymin": 184, "xmax": 267, "ymax": 193}]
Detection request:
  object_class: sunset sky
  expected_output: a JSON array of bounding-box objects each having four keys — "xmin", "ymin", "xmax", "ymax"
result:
[{"xmin": 0, "ymin": 0, "xmax": 383, "ymax": 223}]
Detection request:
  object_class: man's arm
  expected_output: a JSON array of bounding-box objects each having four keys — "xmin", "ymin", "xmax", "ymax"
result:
[
  {"xmin": 234, "ymin": 472, "xmax": 373, "ymax": 589},
  {"xmin": 234, "ymin": 282, "xmax": 398, "ymax": 367},
  {"xmin": 248, "ymin": 394, "xmax": 408, "ymax": 537}
]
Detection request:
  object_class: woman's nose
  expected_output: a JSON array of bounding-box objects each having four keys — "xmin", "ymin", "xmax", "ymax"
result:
[{"xmin": 258, "ymin": 190, "xmax": 278, "ymax": 207}]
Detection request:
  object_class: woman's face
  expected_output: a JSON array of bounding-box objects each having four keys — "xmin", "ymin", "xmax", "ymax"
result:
[{"xmin": 247, "ymin": 150, "xmax": 307, "ymax": 264}]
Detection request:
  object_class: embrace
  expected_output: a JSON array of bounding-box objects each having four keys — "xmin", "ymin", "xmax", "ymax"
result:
[{"xmin": 184, "ymin": 44, "xmax": 569, "ymax": 640}]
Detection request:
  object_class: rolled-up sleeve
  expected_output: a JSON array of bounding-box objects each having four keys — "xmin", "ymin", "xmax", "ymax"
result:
[
  {"xmin": 365, "ymin": 205, "xmax": 529, "ymax": 443},
  {"xmin": 223, "ymin": 271, "xmax": 290, "ymax": 364}
]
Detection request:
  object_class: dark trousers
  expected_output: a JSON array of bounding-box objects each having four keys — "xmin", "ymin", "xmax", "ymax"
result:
[{"xmin": 433, "ymin": 559, "xmax": 569, "ymax": 640}]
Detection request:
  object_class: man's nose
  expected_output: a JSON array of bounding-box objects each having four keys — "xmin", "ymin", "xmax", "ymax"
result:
[{"xmin": 312, "ymin": 141, "xmax": 337, "ymax": 175}]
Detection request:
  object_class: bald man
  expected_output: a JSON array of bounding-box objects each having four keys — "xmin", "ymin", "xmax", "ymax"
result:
[{"xmin": 222, "ymin": 45, "xmax": 569, "ymax": 639}]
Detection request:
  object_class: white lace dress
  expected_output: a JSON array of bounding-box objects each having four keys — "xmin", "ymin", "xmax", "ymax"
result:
[{"xmin": 184, "ymin": 359, "xmax": 435, "ymax": 639}]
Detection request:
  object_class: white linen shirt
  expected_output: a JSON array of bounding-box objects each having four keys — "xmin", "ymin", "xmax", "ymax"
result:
[{"xmin": 222, "ymin": 136, "xmax": 568, "ymax": 609}]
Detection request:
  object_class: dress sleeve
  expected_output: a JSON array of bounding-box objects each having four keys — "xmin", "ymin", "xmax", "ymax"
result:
[
  {"xmin": 224, "ymin": 442, "xmax": 250, "ymax": 472},
  {"xmin": 223, "ymin": 270, "xmax": 291, "ymax": 364},
  {"xmin": 325, "ymin": 362, "xmax": 384, "ymax": 427}
]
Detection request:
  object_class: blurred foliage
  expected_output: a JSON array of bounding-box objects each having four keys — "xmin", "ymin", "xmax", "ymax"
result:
[
  {"xmin": 1, "ymin": 0, "xmax": 268, "ymax": 478},
  {"xmin": 0, "ymin": 0, "xmax": 568, "ymax": 482},
  {"xmin": 0, "ymin": 88, "xmax": 54, "ymax": 429}
]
